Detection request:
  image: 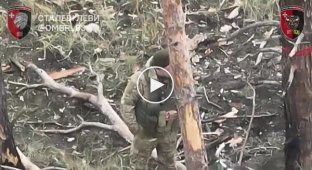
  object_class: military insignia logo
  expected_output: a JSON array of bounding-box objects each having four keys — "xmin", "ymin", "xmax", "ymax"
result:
[
  {"xmin": 7, "ymin": 6, "xmax": 31, "ymax": 40},
  {"xmin": 280, "ymin": 6, "xmax": 304, "ymax": 40}
]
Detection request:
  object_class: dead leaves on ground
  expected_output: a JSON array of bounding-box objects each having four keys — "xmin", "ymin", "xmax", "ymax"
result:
[
  {"xmin": 226, "ymin": 133, "xmax": 243, "ymax": 148},
  {"xmin": 215, "ymin": 132, "xmax": 243, "ymax": 157},
  {"xmin": 214, "ymin": 107, "xmax": 239, "ymax": 123},
  {"xmin": 1, "ymin": 64, "xmax": 11, "ymax": 72}
]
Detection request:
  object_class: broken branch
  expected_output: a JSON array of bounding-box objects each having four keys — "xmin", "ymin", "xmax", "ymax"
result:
[
  {"xmin": 23, "ymin": 62, "xmax": 134, "ymax": 143},
  {"xmin": 7, "ymin": 81, "xmax": 46, "ymax": 94},
  {"xmin": 226, "ymin": 20, "xmax": 279, "ymax": 41},
  {"xmin": 201, "ymin": 112, "xmax": 276, "ymax": 123},
  {"xmin": 16, "ymin": 147, "xmax": 41, "ymax": 170},
  {"xmin": 20, "ymin": 62, "xmax": 185, "ymax": 169}
]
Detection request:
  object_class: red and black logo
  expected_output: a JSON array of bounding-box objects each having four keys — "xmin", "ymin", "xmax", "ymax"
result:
[
  {"xmin": 280, "ymin": 6, "xmax": 304, "ymax": 40},
  {"xmin": 7, "ymin": 6, "xmax": 31, "ymax": 40}
]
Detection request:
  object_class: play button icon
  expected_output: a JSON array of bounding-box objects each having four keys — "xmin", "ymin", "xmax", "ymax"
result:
[
  {"xmin": 136, "ymin": 66, "xmax": 174, "ymax": 104},
  {"xmin": 150, "ymin": 78, "xmax": 164, "ymax": 93}
]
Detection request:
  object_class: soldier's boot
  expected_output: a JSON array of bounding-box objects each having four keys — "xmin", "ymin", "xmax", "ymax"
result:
[
  {"xmin": 130, "ymin": 129, "xmax": 157, "ymax": 170},
  {"xmin": 156, "ymin": 131, "xmax": 178, "ymax": 170}
]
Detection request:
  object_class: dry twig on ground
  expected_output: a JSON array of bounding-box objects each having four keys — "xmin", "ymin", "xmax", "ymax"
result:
[
  {"xmin": 7, "ymin": 81, "xmax": 46, "ymax": 94},
  {"xmin": 203, "ymin": 87, "xmax": 223, "ymax": 110},
  {"xmin": 41, "ymin": 166, "xmax": 67, "ymax": 170},
  {"xmin": 201, "ymin": 112, "xmax": 276, "ymax": 123},
  {"xmin": 39, "ymin": 115, "xmax": 113, "ymax": 134},
  {"xmin": 238, "ymin": 80, "xmax": 256, "ymax": 165}
]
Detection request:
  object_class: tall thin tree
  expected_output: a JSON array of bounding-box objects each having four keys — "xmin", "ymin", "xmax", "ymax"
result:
[{"xmin": 160, "ymin": 0, "xmax": 208, "ymax": 169}]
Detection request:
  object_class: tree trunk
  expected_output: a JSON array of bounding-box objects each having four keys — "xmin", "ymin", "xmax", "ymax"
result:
[
  {"xmin": 281, "ymin": 1, "xmax": 312, "ymax": 169},
  {"xmin": 160, "ymin": 0, "xmax": 208, "ymax": 169},
  {"xmin": 0, "ymin": 64, "xmax": 25, "ymax": 169}
]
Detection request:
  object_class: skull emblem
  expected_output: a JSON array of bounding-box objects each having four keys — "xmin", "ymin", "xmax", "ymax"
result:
[{"xmin": 285, "ymin": 15, "xmax": 300, "ymax": 30}]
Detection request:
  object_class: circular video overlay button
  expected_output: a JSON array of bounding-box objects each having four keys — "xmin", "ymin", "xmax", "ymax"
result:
[{"xmin": 136, "ymin": 66, "xmax": 174, "ymax": 104}]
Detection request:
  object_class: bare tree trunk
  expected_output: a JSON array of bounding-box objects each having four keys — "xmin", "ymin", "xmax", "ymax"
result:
[
  {"xmin": 281, "ymin": 1, "xmax": 312, "ymax": 169},
  {"xmin": 160, "ymin": 0, "xmax": 208, "ymax": 169},
  {"xmin": 0, "ymin": 63, "xmax": 25, "ymax": 169}
]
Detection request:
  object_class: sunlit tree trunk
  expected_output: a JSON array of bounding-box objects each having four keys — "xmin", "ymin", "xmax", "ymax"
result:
[
  {"xmin": 0, "ymin": 64, "xmax": 25, "ymax": 169},
  {"xmin": 160, "ymin": 0, "xmax": 208, "ymax": 169},
  {"xmin": 281, "ymin": 0, "xmax": 312, "ymax": 169}
]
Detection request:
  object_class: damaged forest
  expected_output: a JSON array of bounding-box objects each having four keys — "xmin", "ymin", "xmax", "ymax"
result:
[{"xmin": 0, "ymin": 0, "xmax": 309, "ymax": 170}]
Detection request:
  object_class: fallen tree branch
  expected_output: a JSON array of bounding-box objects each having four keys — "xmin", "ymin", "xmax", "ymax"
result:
[
  {"xmin": 41, "ymin": 167, "xmax": 67, "ymax": 170},
  {"xmin": 252, "ymin": 80, "xmax": 281, "ymax": 87},
  {"xmin": 20, "ymin": 62, "xmax": 185, "ymax": 169},
  {"xmin": 23, "ymin": 62, "xmax": 133, "ymax": 142},
  {"xmin": 226, "ymin": 20, "xmax": 279, "ymax": 41},
  {"xmin": 39, "ymin": 118, "xmax": 113, "ymax": 134},
  {"xmin": 0, "ymin": 165, "xmax": 22, "ymax": 170},
  {"xmin": 11, "ymin": 58, "xmax": 26, "ymax": 72},
  {"xmin": 16, "ymin": 147, "xmax": 40, "ymax": 170},
  {"xmin": 201, "ymin": 112, "xmax": 276, "ymax": 123},
  {"xmin": 258, "ymin": 46, "xmax": 282, "ymax": 54},
  {"xmin": 23, "ymin": 120, "xmax": 70, "ymax": 128},
  {"xmin": 237, "ymin": 46, "xmax": 282, "ymax": 62},
  {"xmin": 7, "ymin": 81, "xmax": 45, "ymax": 94}
]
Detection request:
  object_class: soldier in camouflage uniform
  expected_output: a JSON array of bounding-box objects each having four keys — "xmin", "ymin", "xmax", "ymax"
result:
[{"xmin": 121, "ymin": 50, "xmax": 179, "ymax": 170}]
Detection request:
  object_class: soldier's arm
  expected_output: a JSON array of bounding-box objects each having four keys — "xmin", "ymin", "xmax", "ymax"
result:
[{"xmin": 120, "ymin": 72, "xmax": 140, "ymax": 134}]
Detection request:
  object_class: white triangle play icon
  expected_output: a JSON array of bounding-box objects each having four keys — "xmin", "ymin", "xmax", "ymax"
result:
[{"xmin": 150, "ymin": 78, "xmax": 164, "ymax": 93}]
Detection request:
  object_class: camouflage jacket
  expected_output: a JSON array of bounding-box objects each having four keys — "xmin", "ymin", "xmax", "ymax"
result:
[{"xmin": 120, "ymin": 60, "xmax": 179, "ymax": 135}]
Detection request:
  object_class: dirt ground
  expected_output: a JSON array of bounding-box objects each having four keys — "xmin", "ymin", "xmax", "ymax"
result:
[{"xmin": 0, "ymin": 0, "xmax": 284, "ymax": 169}]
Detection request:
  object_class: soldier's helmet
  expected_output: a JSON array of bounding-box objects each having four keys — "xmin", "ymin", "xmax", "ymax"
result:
[{"xmin": 150, "ymin": 50, "xmax": 169, "ymax": 68}]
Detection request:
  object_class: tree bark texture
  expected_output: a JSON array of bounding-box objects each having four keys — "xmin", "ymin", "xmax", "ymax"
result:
[
  {"xmin": 281, "ymin": 0, "xmax": 312, "ymax": 169},
  {"xmin": 160, "ymin": 0, "xmax": 208, "ymax": 169},
  {"xmin": 0, "ymin": 63, "xmax": 25, "ymax": 169}
]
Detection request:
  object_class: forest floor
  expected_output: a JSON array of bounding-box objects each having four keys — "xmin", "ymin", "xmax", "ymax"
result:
[{"xmin": 0, "ymin": 0, "xmax": 283, "ymax": 169}]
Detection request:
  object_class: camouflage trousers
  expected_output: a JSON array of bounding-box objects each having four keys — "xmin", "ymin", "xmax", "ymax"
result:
[{"xmin": 129, "ymin": 127, "xmax": 178, "ymax": 170}]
